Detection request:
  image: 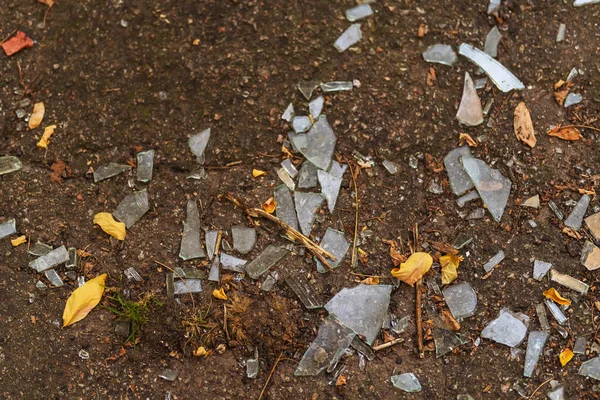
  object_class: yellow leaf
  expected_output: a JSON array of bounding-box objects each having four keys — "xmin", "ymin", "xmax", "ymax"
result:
[
  {"xmin": 252, "ymin": 169, "xmax": 266, "ymax": 177},
  {"xmin": 213, "ymin": 288, "xmax": 227, "ymax": 300},
  {"xmin": 37, "ymin": 124, "xmax": 57, "ymax": 148},
  {"xmin": 391, "ymin": 252, "xmax": 432, "ymax": 286},
  {"xmin": 543, "ymin": 288, "xmax": 571, "ymax": 306},
  {"xmin": 62, "ymin": 273, "xmax": 107, "ymax": 327},
  {"xmin": 459, "ymin": 133, "xmax": 478, "ymax": 147},
  {"xmin": 440, "ymin": 254, "xmax": 463, "ymax": 285},
  {"xmin": 513, "ymin": 102, "xmax": 536, "ymax": 147},
  {"xmin": 11, "ymin": 235, "xmax": 27, "ymax": 247},
  {"xmin": 262, "ymin": 197, "xmax": 276, "ymax": 214},
  {"xmin": 193, "ymin": 346, "xmax": 209, "ymax": 357},
  {"xmin": 559, "ymin": 348, "xmax": 573, "ymax": 367},
  {"xmin": 93, "ymin": 212, "xmax": 126, "ymax": 240},
  {"xmin": 29, "ymin": 102, "xmax": 45, "ymax": 129}
]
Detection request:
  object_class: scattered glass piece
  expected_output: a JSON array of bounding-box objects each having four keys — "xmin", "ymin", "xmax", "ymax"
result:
[
  {"xmin": 334, "ymin": 24, "xmax": 362, "ymax": 52},
  {"xmin": 65, "ymin": 247, "xmax": 78, "ymax": 269},
  {"xmin": 28, "ymin": 241, "xmax": 52, "ymax": 256},
  {"xmin": 136, "ymin": 150, "xmax": 155, "ymax": 183},
  {"xmin": 166, "ymin": 273, "xmax": 175, "ymax": 299},
  {"xmin": 475, "ymin": 77, "xmax": 488, "ymax": 90},
  {"xmin": 124, "ymin": 267, "xmax": 142, "ymax": 281},
  {"xmin": 179, "ymin": 199, "xmax": 206, "ymax": 260},
  {"xmin": 535, "ymin": 303, "xmax": 550, "ymax": 331},
  {"xmin": 159, "ymin": 369, "xmax": 179, "ymax": 382},
  {"xmin": 458, "ymin": 43, "xmax": 525, "ymax": 92},
  {"xmin": 457, "ymin": 72, "xmax": 484, "ymax": 126},
  {"xmin": 580, "ymin": 240, "xmax": 600, "ymax": 271},
  {"xmin": 487, "ymin": 0, "xmax": 501, "ymax": 14},
  {"xmin": 261, "ymin": 273, "xmax": 278, "ymax": 291},
  {"xmin": 281, "ymin": 158, "xmax": 298, "ymax": 179},
  {"xmin": 345, "ymin": 4, "xmax": 373, "ymax": 21},
  {"xmin": 452, "ymin": 234, "xmax": 473, "ymax": 249},
  {"xmin": 545, "ymin": 299, "xmax": 568, "ymax": 325},
  {"xmin": 532, "ymin": 260, "xmax": 552, "ymax": 280},
  {"xmin": 467, "ymin": 208, "xmax": 486, "ymax": 220},
  {"xmin": 277, "ymin": 167, "xmax": 296, "ymax": 191},
  {"xmin": 298, "ymin": 162, "xmax": 319, "ymax": 189},
  {"xmin": 427, "ymin": 179, "xmax": 444, "ymax": 194},
  {"xmin": 408, "ymin": 155, "xmax": 418, "ymax": 169},
  {"xmin": 350, "ymin": 336, "xmax": 375, "ymax": 361},
  {"xmin": 113, "ymin": 189, "xmax": 149, "ymax": 228},
  {"xmin": 481, "ymin": 309, "xmax": 528, "ymax": 347},
  {"xmin": 309, "ymin": 96, "xmax": 324, "ymax": 120},
  {"xmin": 231, "ymin": 226, "xmax": 256, "ymax": 255},
  {"xmin": 320, "ymin": 81, "xmax": 353, "ymax": 92},
  {"xmin": 548, "ymin": 200, "xmax": 564, "ymax": 220},
  {"xmin": 585, "ymin": 212, "xmax": 600, "ymax": 240},
  {"xmin": 294, "ymin": 192, "xmax": 324, "ymax": 236},
  {"xmin": 391, "ymin": 373, "xmax": 422, "ymax": 393},
  {"xmin": 205, "ymin": 230, "xmax": 218, "ymax": 260},
  {"xmin": 285, "ymin": 275, "xmax": 322, "ymax": 309},
  {"xmin": 523, "ymin": 331, "xmax": 549, "ymax": 377},
  {"xmin": 36, "ymin": 280, "xmax": 48, "ymax": 290},
  {"xmin": 422, "ymin": 44, "xmax": 457, "ymax": 66},
  {"xmin": 29, "ymin": 245, "xmax": 69, "ymax": 273},
  {"xmin": 291, "ymin": 115, "xmax": 336, "ymax": 171},
  {"xmin": 0, "ymin": 218, "xmax": 17, "ymax": 239},
  {"xmin": 579, "ymin": 357, "xmax": 600, "ymax": 380},
  {"xmin": 556, "ymin": 24, "xmax": 566, "ymax": 42},
  {"xmin": 93, "ymin": 163, "xmax": 131, "ymax": 183},
  {"xmin": 188, "ymin": 128, "xmax": 211, "ymax": 164},
  {"xmin": 443, "ymin": 282, "xmax": 478, "ymax": 321},
  {"xmin": 187, "ymin": 168, "xmax": 208, "ymax": 180},
  {"xmin": 564, "ymin": 93, "xmax": 582, "ymax": 108},
  {"xmin": 522, "ymin": 195, "xmax": 540, "ymax": 208},
  {"xmin": 329, "ymin": 160, "xmax": 347, "ymax": 178},
  {"xmin": 0, "ymin": 156, "xmax": 22, "ymax": 176},
  {"xmin": 547, "ymin": 385, "xmax": 565, "ymax": 400},
  {"xmin": 484, "ymin": 26, "xmax": 502, "ymax": 58},
  {"xmin": 434, "ymin": 328, "xmax": 469, "ymax": 357},
  {"xmin": 292, "ymin": 116, "xmax": 312, "ymax": 133},
  {"xmin": 208, "ymin": 255, "xmax": 220, "ymax": 282},
  {"xmin": 574, "ymin": 337, "xmax": 587, "ymax": 354},
  {"xmin": 550, "ymin": 269, "xmax": 589, "ymax": 294},
  {"xmin": 274, "ymin": 185, "xmax": 299, "ymax": 231},
  {"xmin": 483, "ymin": 250, "xmax": 505, "ymax": 273},
  {"xmin": 461, "ymin": 156, "xmax": 511, "ymax": 222},
  {"xmin": 220, "ymin": 252, "xmax": 247, "ymax": 272},
  {"xmin": 246, "ymin": 349, "xmax": 259, "ymax": 379},
  {"xmin": 316, "ymin": 228, "xmax": 350, "ymax": 273},
  {"xmin": 297, "ymin": 81, "xmax": 320, "ymax": 100},
  {"xmin": 564, "ymin": 194, "xmax": 590, "ymax": 230},
  {"xmin": 281, "ymin": 103, "xmax": 295, "ymax": 122},
  {"xmin": 382, "ymin": 159, "xmax": 398, "ymax": 175},
  {"xmin": 457, "ymin": 191, "xmax": 480, "ymax": 208},
  {"xmin": 444, "ymin": 146, "xmax": 474, "ymax": 196},
  {"xmin": 317, "ymin": 170, "xmax": 342, "ymax": 214},
  {"xmin": 174, "ymin": 279, "xmax": 202, "ymax": 295},
  {"xmin": 245, "ymin": 245, "xmax": 287, "ymax": 279},
  {"xmin": 45, "ymin": 269, "xmax": 64, "ymax": 287}
]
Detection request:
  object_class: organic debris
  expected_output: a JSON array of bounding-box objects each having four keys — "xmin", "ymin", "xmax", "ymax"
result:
[
  {"xmin": 513, "ymin": 102, "xmax": 536, "ymax": 147},
  {"xmin": 62, "ymin": 274, "xmax": 107, "ymax": 327}
]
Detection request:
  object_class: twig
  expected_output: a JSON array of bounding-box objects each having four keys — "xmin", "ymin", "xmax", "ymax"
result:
[
  {"xmin": 153, "ymin": 259, "xmax": 196, "ymax": 310},
  {"xmin": 560, "ymin": 124, "xmax": 600, "ymax": 133},
  {"xmin": 214, "ymin": 230, "xmax": 223, "ymax": 256},
  {"xmin": 347, "ymin": 159, "xmax": 359, "ymax": 267},
  {"xmin": 528, "ymin": 377, "xmax": 554, "ymax": 399},
  {"xmin": 204, "ymin": 161, "xmax": 242, "ymax": 170},
  {"xmin": 416, "ymin": 280, "xmax": 424, "ymax": 358},
  {"xmin": 43, "ymin": 6, "xmax": 52, "ymax": 29},
  {"xmin": 373, "ymin": 337, "xmax": 404, "ymax": 351},
  {"xmin": 223, "ymin": 304, "xmax": 230, "ymax": 342},
  {"xmin": 225, "ymin": 193, "xmax": 336, "ymax": 270},
  {"xmin": 258, "ymin": 351, "xmax": 284, "ymax": 400},
  {"xmin": 493, "ymin": 91, "xmax": 513, "ymax": 119},
  {"xmin": 348, "ymin": 271, "xmax": 393, "ymax": 279},
  {"xmin": 102, "ymin": 88, "xmax": 121, "ymax": 94}
]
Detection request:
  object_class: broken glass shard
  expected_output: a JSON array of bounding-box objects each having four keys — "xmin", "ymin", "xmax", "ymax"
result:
[
  {"xmin": 36, "ymin": 280, "xmax": 47, "ymax": 290},
  {"xmin": 113, "ymin": 189, "xmax": 149, "ymax": 228},
  {"xmin": 345, "ymin": 4, "xmax": 373, "ymax": 21},
  {"xmin": 179, "ymin": 199, "xmax": 205, "ymax": 260},
  {"xmin": 481, "ymin": 309, "xmax": 528, "ymax": 347},
  {"xmin": 282, "ymin": 103, "xmax": 295, "ymax": 122},
  {"xmin": 188, "ymin": 128, "xmax": 211, "ymax": 164},
  {"xmin": 545, "ymin": 299, "xmax": 567, "ymax": 325},
  {"xmin": 548, "ymin": 200, "xmax": 564, "ymax": 220},
  {"xmin": 0, "ymin": 218, "xmax": 16, "ymax": 239},
  {"xmin": 29, "ymin": 245, "xmax": 69, "ymax": 273},
  {"xmin": 393, "ymin": 315, "xmax": 411, "ymax": 335},
  {"xmin": 533, "ymin": 260, "xmax": 552, "ymax": 280},
  {"xmin": 292, "ymin": 116, "xmax": 312, "ymax": 133},
  {"xmin": 408, "ymin": 155, "xmax": 418, "ymax": 169},
  {"xmin": 444, "ymin": 146, "xmax": 474, "ymax": 196},
  {"xmin": 316, "ymin": 228, "xmax": 350, "ymax": 273},
  {"xmin": 231, "ymin": 226, "xmax": 256, "ymax": 254},
  {"xmin": 93, "ymin": 163, "xmax": 131, "ymax": 183},
  {"xmin": 484, "ymin": 26, "xmax": 502, "ymax": 58},
  {"xmin": 136, "ymin": 150, "xmax": 155, "ymax": 183},
  {"xmin": 159, "ymin": 369, "xmax": 179, "ymax": 382},
  {"xmin": 581, "ymin": 240, "xmax": 600, "ymax": 271},
  {"xmin": 291, "ymin": 115, "xmax": 336, "ymax": 171},
  {"xmin": 294, "ymin": 192, "xmax": 324, "ymax": 236},
  {"xmin": 443, "ymin": 282, "xmax": 478, "ymax": 321},
  {"xmin": 324, "ymin": 284, "xmax": 392, "ymax": 344},
  {"xmin": 457, "ymin": 190, "xmax": 480, "ymax": 208},
  {"xmin": 488, "ymin": 0, "xmax": 501, "ymax": 14},
  {"xmin": 434, "ymin": 328, "xmax": 469, "ymax": 357},
  {"xmin": 535, "ymin": 303, "xmax": 550, "ymax": 331},
  {"xmin": 564, "ymin": 93, "xmax": 582, "ymax": 107},
  {"xmin": 457, "ymin": 72, "xmax": 484, "ymax": 126},
  {"xmin": 65, "ymin": 247, "xmax": 78, "ymax": 269},
  {"xmin": 475, "ymin": 77, "xmax": 488, "ymax": 90},
  {"xmin": 523, "ymin": 331, "xmax": 549, "ymax": 377},
  {"xmin": 277, "ymin": 167, "xmax": 296, "ymax": 191},
  {"xmin": 320, "ymin": 81, "xmax": 353, "ymax": 92},
  {"xmin": 45, "ymin": 269, "xmax": 64, "ymax": 287},
  {"xmin": 427, "ymin": 179, "xmax": 444, "ymax": 194},
  {"xmin": 262, "ymin": 274, "xmax": 277, "ymax": 291},
  {"xmin": 285, "ymin": 275, "xmax": 322, "ymax": 309},
  {"xmin": 187, "ymin": 168, "xmax": 207, "ymax": 180},
  {"xmin": 391, "ymin": 373, "xmax": 422, "ymax": 393},
  {"xmin": 467, "ymin": 208, "xmax": 485, "ymax": 220},
  {"xmin": 574, "ymin": 0, "xmax": 600, "ymax": 5},
  {"xmin": 351, "ymin": 336, "xmax": 375, "ymax": 361},
  {"xmin": 297, "ymin": 81, "xmax": 320, "ymax": 100},
  {"xmin": 522, "ymin": 195, "xmax": 540, "ymax": 208},
  {"xmin": 294, "ymin": 316, "xmax": 355, "ymax": 376},
  {"xmin": 422, "ymin": 44, "xmax": 457, "ymax": 66},
  {"xmin": 483, "ymin": 250, "xmax": 505, "ymax": 273},
  {"xmin": 329, "ymin": 160, "xmax": 347, "ymax": 178},
  {"xmin": 205, "ymin": 230, "xmax": 218, "ymax": 260},
  {"xmin": 309, "ymin": 96, "xmax": 324, "ymax": 120},
  {"xmin": 220, "ymin": 252, "xmax": 247, "ymax": 272},
  {"xmin": 124, "ymin": 267, "xmax": 142, "ymax": 281},
  {"xmin": 166, "ymin": 273, "xmax": 175, "ymax": 299},
  {"xmin": 298, "ymin": 161, "xmax": 319, "ymax": 189},
  {"xmin": 458, "ymin": 43, "xmax": 525, "ymax": 92},
  {"xmin": 246, "ymin": 350, "xmax": 259, "ymax": 379},
  {"xmin": 317, "ymin": 170, "xmax": 342, "ymax": 214},
  {"xmin": 173, "ymin": 279, "xmax": 202, "ymax": 295},
  {"xmin": 585, "ymin": 212, "xmax": 600, "ymax": 240},
  {"xmin": 564, "ymin": 194, "xmax": 589, "ymax": 230},
  {"xmin": 281, "ymin": 159, "xmax": 298, "ymax": 179},
  {"xmin": 0, "ymin": 156, "xmax": 22, "ymax": 176},
  {"xmin": 574, "ymin": 337, "xmax": 587, "ymax": 354},
  {"xmin": 452, "ymin": 234, "xmax": 473, "ymax": 249},
  {"xmin": 208, "ymin": 255, "xmax": 220, "ymax": 282},
  {"xmin": 245, "ymin": 245, "xmax": 287, "ymax": 279},
  {"xmin": 382, "ymin": 159, "xmax": 398, "ymax": 175},
  {"xmin": 334, "ymin": 24, "xmax": 362, "ymax": 52},
  {"xmin": 547, "ymin": 385, "xmax": 565, "ymax": 400},
  {"xmin": 556, "ymin": 24, "xmax": 566, "ymax": 42},
  {"xmin": 461, "ymin": 156, "xmax": 511, "ymax": 222},
  {"xmin": 29, "ymin": 241, "xmax": 52, "ymax": 256},
  {"xmin": 579, "ymin": 357, "xmax": 600, "ymax": 380},
  {"xmin": 550, "ymin": 269, "xmax": 589, "ymax": 294},
  {"xmin": 274, "ymin": 184, "xmax": 299, "ymax": 231}
]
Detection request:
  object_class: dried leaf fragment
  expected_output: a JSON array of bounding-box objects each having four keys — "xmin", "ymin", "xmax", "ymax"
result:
[
  {"xmin": 93, "ymin": 212, "xmax": 126, "ymax": 240},
  {"xmin": 252, "ymin": 169, "xmax": 266, "ymax": 178},
  {"xmin": 37, "ymin": 124, "xmax": 57, "ymax": 148},
  {"xmin": 38, "ymin": 0, "xmax": 55, "ymax": 6},
  {"xmin": 335, "ymin": 374, "xmax": 347, "ymax": 386},
  {"xmin": 547, "ymin": 126, "xmax": 582, "ymax": 141},
  {"xmin": 11, "ymin": 235, "xmax": 27, "ymax": 247},
  {"xmin": 262, "ymin": 197, "xmax": 276, "ymax": 214},
  {"xmin": 62, "ymin": 273, "xmax": 107, "ymax": 327},
  {"xmin": 417, "ymin": 23, "xmax": 428, "ymax": 38},
  {"xmin": 193, "ymin": 346, "xmax": 210, "ymax": 357},
  {"xmin": 559, "ymin": 348, "xmax": 573, "ymax": 366},
  {"xmin": 459, "ymin": 133, "xmax": 478, "ymax": 147},
  {"xmin": 391, "ymin": 252, "xmax": 433, "ymax": 286},
  {"xmin": 360, "ymin": 276, "xmax": 380, "ymax": 285},
  {"xmin": 213, "ymin": 288, "xmax": 228, "ymax": 300},
  {"xmin": 543, "ymin": 288, "xmax": 571, "ymax": 306},
  {"xmin": 426, "ymin": 67, "xmax": 436, "ymax": 86},
  {"xmin": 29, "ymin": 102, "xmax": 45, "ymax": 129},
  {"xmin": 513, "ymin": 102, "xmax": 536, "ymax": 147},
  {"xmin": 383, "ymin": 239, "xmax": 407, "ymax": 266},
  {"xmin": 440, "ymin": 254, "xmax": 463, "ymax": 285},
  {"xmin": 562, "ymin": 227, "xmax": 582, "ymax": 240}
]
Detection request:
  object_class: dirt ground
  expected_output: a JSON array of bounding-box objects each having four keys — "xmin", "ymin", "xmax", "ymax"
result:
[{"xmin": 1, "ymin": 0, "xmax": 600, "ymax": 398}]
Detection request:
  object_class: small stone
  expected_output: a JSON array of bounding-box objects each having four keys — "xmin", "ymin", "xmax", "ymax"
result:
[
  {"xmin": 334, "ymin": 24, "xmax": 362, "ymax": 52},
  {"xmin": 581, "ymin": 240, "xmax": 600, "ymax": 271},
  {"xmin": 481, "ymin": 309, "xmax": 528, "ymax": 347},
  {"xmin": 532, "ymin": 260, "xmax": 552, "ymax": 280},
  {"xmin": 391, "ymin": 373, "xmax": 422, "ymax": 393},
  {"xmin": 443, "ymin": 282, "xmax": 478, "ymax": 321},
  {"xmin": 231, "ymin": 226, "xmax": 256, "ymax": 254},
  {"xmin": 422, "ymin": 44, "xmax": 457, "ymax": 66},
  {"xmin": 521, "ymin": 195, "xmax": 540, "ymax": 208}
]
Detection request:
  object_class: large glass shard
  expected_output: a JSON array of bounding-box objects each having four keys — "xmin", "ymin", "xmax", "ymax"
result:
[
  {"xmin": 93, "ymin": 163, "xmax": 131, "ymax": 183},
  {"xmin": 316, "ymin": 228, "xmax": 350, "ymax": 273},
  {"xmin": 580, "ymin": 240, "xmax": 600, "ymax": 271},
  {"xmin": 579, "ymin": 357, "xmax": 600, "ymax": 380},
  {"xmin": 309, "ymin": 96, "xmax": 324, "ymax": 120},
  {"xmin": 179, "ymin": 199, "xmax": 205, "ymax": 260},
  {"xmin": 443, "ymin": 282, "xmax": 477, "ymax": 321},
  {"xmin": 461, "ymin": 156, "xmax": 511, "ymax": 222},
  {"xmin": 281, "ymin": 103, "xmax": 295, "ymax": 122},
  {"xmin": 564, "ymin": 93, "xmax": 582, "ymax": 108},
  {"xmin": 444, "ymin": 146, "xmax": 474, "ymax": 196},
  {"xmin": 481, "ymin": 309, "xmax": 528, "ymax": 347},
  {"xmin": 45, "ymin": 269, "xmax": 64, "ymax": 287},
  {"xmin": 532, "ymin": 260, "xmax": 552, "ymax": 280},
  {"xmin": 281, "ymin": 159, "xmax": 298, "ymax": 179},
  {"xmin": 523, "ymin": 331, "xmax": 549, "ymax": 377},
  {"xmin": 564, "ymin": 194, "xmax": 590, "ymax": 230},
  {"xmin": 29, "ymin": 245, "xmax": 69, "ymax": 273},
  {"xmin": 422, "ymin": 44, "xmax": 457, "ymax": 66},
  {"xmin": 456, "ymin": 72, "xmax": 483, "ymax": 126},
  {"xmin": 274, "ymin": 184, "xmax": 299, "ymax": 231},
  {"xmin": 294, "ymin": 316, "xmax": 356, "ymax": 376},
  {"xmin": 0, "ymin": 156, "xmax": 22, "ymax": 176},
  {"xmin": 245, "ymin": 245, "xmax": 288, "ymax": 279},
  {"xmin": 0, "ymin": 218, "xmax": 16, "ymax": 239},
  {"xmin": 277, "ymin": 168, "xmax": 295, "ymax": 191},
  {"xmin": 173, "ymin": 279, "xmax": 202, "ymax": 295},
  {"xmin": 294, "ymin": 192, "xmax": 324, "ymax": 236},
  {"xmin": 484, "ymin": 26, "xmax": 502, "ymax": 58},
  {"xmin": 488, "ymin": 0, "xmax": 501, "ymax": 14},
  {"xmin": 391, "ymin": 373, "xmax": 422, "ymax": 393},
  {"xmin": 113, "ymin": 189, "xmax": 149, "ymax": 228},
  {"xmin": 434, "ymin": 328, "xmax": 469, "ymax": 357},
  {"xmin": 205, "ymin": 230, "xmax": 218, "ymax": 260},
  {"xmin": 345, "ymin": 4, "xmax": 373, "ymax": 21},
  {"xmin": 220, "ymin": 252, "xmax": 247, "ymax": 272},
  {"xmin": 317, "ymin": 170, "xmax": 342, "ymax": 214},
  {"xmin": 291, "ymin": 115, "xmax": 336, "ymax": 171},
  {"xmin": 550, "ymin": 269, "xmax": 589, "ymax": 294},
  {"xmin": 458, "ymin": 43, "xmax": 525, "ymax": 92},
  {"xmin": 28, "ymin": 241, "xmax": 52, "ymax": 256},
  {"xmin": 297, "ymin": 81, "xmax": 320, "ymax": 100},
  {"xmin": 188, "ymin": 128, "xmax": 211, "ymax": 164},
  {"xmin": 334, "ymin": 24, "xmax": 362, "ymax": 52},
  {"xmin": 483, "ymin": 250, "xmax": 505, "ymax": 273},
  {"xmin": 231, "ymin": 226, "xmax": 256, "ymax": 254},
  {"xmin": 285, "ymin": 275, "xmax": 323, "ymax": 309},
  {"xmin": 136, "ymin": 150, "xmax": 155, "ymax": 182},
  {"xmin": 574, "ymin": 0, "xmax": 600, "ymax": 6},
  {"xmin": 298, "ymin": 161, "xmax": 318, "ymax": 189},
  {"xmin": 292, "ymin": 116, "xmax": 312, "ymax": 133},
  {"xmin": 545, "ymin": 299, "xmax": 567, "ymax": 325},
  {"xmin": 324, "ymin": 284, "xmax": 392, "ymax": 345},
  {"xmin": 320, "ymin": 81, "xmax": 353, "ymax": 92},
  {"xmin": 585, "ymin": 211, "xmax": 600, "ymax": 240},
  {"xmin": 208, "ymin": 255, "xmax": 220, "ymax": 282}
]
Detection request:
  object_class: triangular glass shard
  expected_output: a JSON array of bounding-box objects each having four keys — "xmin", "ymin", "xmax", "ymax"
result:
[
  {"xmin": 434, "ymin": 328, "xmax": 469, "ymax": 357},
  {"xmin": 291, "ymin": 115, "xmax": 336, "ymax": 171},
  {"xmin": 281, "ymin": 103, "xmax": 295, "ymax": 122},
  {"xmin": 443, "ymin": 146, "xmax": 474, "ymax": 196},
  {"xmin": 93, "ymin": 163, "xmax": 132, "ymax": 183},
  {"xmin": 315, "ymin": 228, "xmax": 350, "ymax": 273},
  {"xmin": 294, "ymin": 192, "xmax": 324, "ymax": 236},
  {"xmin": 113, "ymin": 189, "xmax": 149, "ymax": 228},
  {"xmin": 179, "ymin": 199, "xmax": 205, "ymax": 260},
  {"xmin": 317, "ymin": 170, "xmax": 342, "ymax": 214},
  {"xmin": 205, "ymin": 230, "xmax": 218, "ymax": 260},
  {"xmin": 461, "ymin": 156, "xmax": 511, "ymax": 222},
  {"xmin": 564, "ymin": 194, "xmax": 590, "ymax": 231},
  {"xmin": 274, "ymin": 184, "xmax": 299, "ymax": 231},
  {"xmin": 456, "ymin": 72, "xmax": 483, "ymax": 126},
  {"xmin": 309, "ymin": 96, "xmax": 324, "ymax": 119},
  {"xmin": 297, "ymin": 81, "xmax": 320, "ymax": 100},
  {"xmin": 484, "ymin": 26, "xmax": 502, "ymax": 58},
  {"xmin": 188, "ymin": 128, "xmax": 211, "ymax": 164}
]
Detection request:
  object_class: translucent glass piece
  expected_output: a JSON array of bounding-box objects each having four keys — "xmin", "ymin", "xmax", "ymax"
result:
[
  {"xmin": 0, "ymin": 156, "xmax": 22, "ymax": 176},
  {"xmin": 481, "ymin": 309, "xmax": 528, "ymax": 347},
  {"xmin": 532, "ymin": 260, "xmax": 552, "ymax": 280},
  {"xmin": 124, "ymin": 267, "xmax": 142, "ymax": 281},
  {"xmin": 458, "ymin": 43, "xmax": 525, "ymax": 92},
  {"xmin": 309, "ymin": 96, "xmax": 324, "ymax": 120},
  {"xmin": 391, "ymin": 373, "xmax": 422, "ymax": 393},
  {"xmin": 483, "ymin": 250, "xmax": 505, "ymax": 273},
  {"xmin": 0, "ymin": 218, "xmax": 17, "ymax": 239},
  {"xmin": 188, "ymin": 128, "xmax": 211, "ymax": 164},
  {"xmin": 291, "ymin": 115, "xmax": 336, "ymax": 171},
  {"xmin": 281, "ymin": 103, "xmax": 295, "ymax": 122},
  {"xmin": 579, "ymin": 357, "xmax": 600, "ymax": 380},
  {"xmin": 457, "ymin": 191, "xmax": 480, "ymax": 208},
  {"xmin": 443, "ymin": 146, "xmax": 474, "ymax": 196},
  {"xmin": 461, "ymin": 156, "xmax": 511, "ymax": 222},
  {"xmin": 320, "ymin": 81, "xmax": 353, "ymax": 92},
  {"xmin": 28, "ymin": 241, "xmax": 52, "ymax": 256},
  {"xmin": 231, "ymin": 226, "xmax": 256, "ymax": 254},
  {"xmin": 281, "ymin": 158, "xmax": 298, "ymax": 179},
  {"xmin": 113, "ymin": 189, "xmax": 149, "ymax": 228},
  {"xmin": 292, "ymin": 116, "xmax": 312, "ymax": 133},
  {"xmin": 93, "ymin": 163, "xmax": 131, "ymax": 182},
  {"xmin": 205, "ymin": 230, "xmax": 218, "ymax": 260},
  {"xmin": 208, "ymin": 255, "xmax": 220, "ymax": 282},
  {"xmin": 294, "ymin": 192, "xmax": 324, "ymax": 236},
  {"xmin": 422, "ymin": 44, "xmax": 457, "ymax": 66},
  {"xmin": 523, "ymin": 331, "xmax": 549, "ymax": 377},
  {"xmin": 545, "ymin": 299, "xmax": 567, "ymax": 325},
  {"xmin": 286, "ymin": 275, "xmax": 323, "ymax": 309},
  {"xmin": 334, "ymin": 24, "xmax": 362, "ymax": 52},
  {"xmin": 29, "ymin": 245, "xmax": 69, "ymax": 273},
  {"xmin": 274, "ymin": 185, "xmax": 299, "ymax": 231},
  {"xmin": 297, "ymin": 81, "xmax": 320, "ymax": 100},
  {"xmin": 456, "ymin": 72, "xmax": 483, "ymax": 126},
  {"xmin": 316, "ymin": 228, "xmax": 350, "ymax": 273},
  {"xmin": 345, "ymin": 4, "xmax": 373, "ymax": 21},
  {"xmin": 298, "ymin": 161, "xmax": 319, "ymax": 189},
  {"xmin": 220, "ymin": 252, "xmax": 247, "ymax": 272},
  {"xmin": 136, "ymin": 150, "xmax": 155, "ymax": 182},
  {"xmin": 443, "ymin": 282, "xmax": 477, "ymax": 321},
  {"xmin": 173, "ymin": 279, "xmax": 202, "ymax": 295},
  {"xmin": 564, "ymin": 93, "xmax": 582, "ymax": 108},
  {"xmin": 317, "ymin": 170, "xmax": 342, "ymax": 214},
  {"xmin": 45, "ymin": 269, "xmax": 64, "ymax": 287},
  {"xmin": 179, "ymin": 199, "xmax": 205, "ymax": 260},
  {"xmin": 564, "ymin": 194, "xmax": 589, "ymax": 230},
  {"xmin": 550, "ymin": 269, "xmax": 589, "ymax": 294},
  {"xmin": 484, "ymin": 26, "xmax": 502, "ymax": 58}
]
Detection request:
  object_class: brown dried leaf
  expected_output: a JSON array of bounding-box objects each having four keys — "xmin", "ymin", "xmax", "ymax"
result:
[
  {"xmin": 547, "ymin": 126, "xmax": 583, "ymax": 141},
  {"xmin": 441, "ymin": 308, "xmax": 461, "ymax": 331},
  {"xmin": 459, "ymin": 133, "xmax": 478, "ymax": 147},
  {"xmin": 513, "ymin": 102, "xmax": 536, "ymax": 147},
  {"xmin": 425, "ymin": 153, "xmax": 444, "ymax": 173},
  {"xmin": 38, "ymin": 0, "xmax": 54, "ymax": 6},
  {"xmin": 430, "ymin": 241, "xmax": 459, "ymax": 255},
  {"xmin": 383, "ymin": 239, "xmax": 406, "ymax": 266},
  {"xmin": 50, "ymin": 159, "xmax": 66, "ymax": 183},
  {"xmin": 417, "ymin": 23, "xmax": 429, "ymax": 38},
  {"xmin": 426, "ymin": 67, "xmax": 436, "ymax": 87},
  {"xmin": 562, "ymin": 227, "xmax": 582, "ymax": 240}
]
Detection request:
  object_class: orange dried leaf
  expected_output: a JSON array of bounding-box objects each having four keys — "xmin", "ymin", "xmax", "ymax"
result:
[
  {"xmin": 417, "ymin": 23, "xmax": 428, "ymax": 38},
  {"xmin": 213, "ymin": 288, "xmax": 228, "ymax": 300},
  {"xmin": 440, "ymin": 254, "xmax": 463, "ymax": 285},
  {"xmin": 391, "ymin": 252, "xmax": 433, "ymax": 286},
  {"xmin": 11, "ymin": 235, "xmax": 27, "ymax": 247},
  {"xmin": 543, "ymin": 288, "xmax": 571, "ymax": 306},
  {"xmin": 37, "ymin": 125, "xmax": 57, "ymax": 148},
  {"xmin": 335, "ymin": 374, "xmax": 347, "ymax": 386},
  {"xmin": 262, "ymin": 197, "xmax": 276, "ymax": 214},
  {"xmin": 547, "ymin": 126, "xmax": 583, "ymax": 141},
  {"xmin": 578, "ymin": 188, "xmax": 595, "ymax": 196},
  {"xmin": 559, "ymin": 348, "xmax": 574, "ymax": 366},
  {"xmin": 252, "ymin": 169, "xmax": 266, "ymax": 177},
  {"xmin": 513, "ymin": 102, "xmax": 536, "ymax": 147},
  {"xmin": 62, "ymin": 273, "xmax": 107, "ymax": 327},
  {"xmin": 361, "ymin": 276, "xmax": 380, "ymax": 285},
  {"xmin": 29, "ymin": 102, "xmax": 45, "ymax": 129},
  {"xmin": 426, "ymin": 67, "xmax": 436, "ymax": 87},
  {"xmin": 459, "ymin": 133, "xmax": 478, "ymax": 147}
]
